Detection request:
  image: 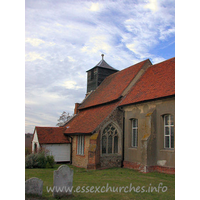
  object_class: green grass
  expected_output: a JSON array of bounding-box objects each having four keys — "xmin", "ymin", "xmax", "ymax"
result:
[{"xmin": 25, "ymin": 164, "xmax": 175, "ymax": 200}]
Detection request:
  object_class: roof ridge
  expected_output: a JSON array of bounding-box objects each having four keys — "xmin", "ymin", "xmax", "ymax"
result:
[
  {"xmin": 120, "ymin": 59, "xmax": 152, "ymax": 97},
  {"xmin": 151, "ymin": 57, "xmax": 175, "ymax": 67},
  {"xmin": 79, "ymin": 58, "xmax": 151, "ymax": 110},
  {"xmin": 119, "ymin": 59, "xmax": 150, "ymax": 72},
  {"xmin": 36, "ymin": 126, "xmax": 63, "ymax": 128},
  {"xmin": 119, "ymin": 57, "xmax": 175, "ymax": 106}
]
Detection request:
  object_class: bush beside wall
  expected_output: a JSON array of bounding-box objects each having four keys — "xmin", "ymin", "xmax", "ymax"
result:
[{"xmin": 25, "ymin": 151, "xmax": 55, "ymax": 168}]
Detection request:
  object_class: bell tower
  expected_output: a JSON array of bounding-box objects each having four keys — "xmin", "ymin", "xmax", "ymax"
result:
[{"xmin": 86, "ymin": 54, "xmax": 118, "ymax": 93}]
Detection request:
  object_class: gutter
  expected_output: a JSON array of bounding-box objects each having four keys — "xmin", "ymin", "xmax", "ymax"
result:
[{"xmin": 64, "ymin": 132, "xmax": 93, "ymax": 136}]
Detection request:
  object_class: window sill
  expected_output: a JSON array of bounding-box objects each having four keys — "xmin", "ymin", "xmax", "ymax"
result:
[
  {"xmin": 101, "ymin": 153, "xmax": 120, "ymax": 157},
  {"xmin": 76, "ymin": 154, "xmax": 85, "ymax": 157},
  {"xmin": 128, "ymin": 147, "xmax": 138, "ymax": 150},
  {"xmin": 160, "ymin": 149, "xmax": 175, "ymax": 153}
]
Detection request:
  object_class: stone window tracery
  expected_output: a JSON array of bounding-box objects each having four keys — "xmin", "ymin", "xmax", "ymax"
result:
[{"xmin": 102, "ymin": 124, "xmax": 119, "ymax": 154}]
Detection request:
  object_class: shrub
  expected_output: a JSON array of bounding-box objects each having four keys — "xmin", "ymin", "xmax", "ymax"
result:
[
  {"xmin": 25, "ymin": 151, "xmax": 55, "ymax": 168},
  {"xmin": 46, "ymin": 155, "xmax": 55, "ymax": 168},
  {"xmin": 36, "ymin": 151, "xmax": 47, "ymax": 168},
  {"xmin": 25, "ymin": 153, "xmax": 38, "ymax": 168}
]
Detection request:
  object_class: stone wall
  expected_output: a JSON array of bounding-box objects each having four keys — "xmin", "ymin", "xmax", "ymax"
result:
[
  {"xmin": 96, "ymin": 107, "xmax": 124, "ymax": 168},
  {"xmin": 123, "ymin": 96, "xmax": 175, "ymax": 173}
]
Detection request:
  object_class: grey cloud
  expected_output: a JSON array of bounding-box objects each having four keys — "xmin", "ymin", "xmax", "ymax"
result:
[{"xmin": 25, "ymin": 0, "xmax": 174, "ymax": 133}]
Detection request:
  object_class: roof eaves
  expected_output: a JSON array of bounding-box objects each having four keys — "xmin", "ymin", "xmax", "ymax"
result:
[
  {"xmin": 40, "ymin": 141, "xmax": 71, "ymax": 144},
  {"xmin": 98, "ymin": 66, "xmax": 118, "ymax": 71},
  {"xmin": 120, "ymin": 94, "xmax": 175, "ymax": 107},
  {"xmin": 64, "ymin": 132, "xmax": 93, "ymax": 136},
  {"xmin": 78, "ymin": 96, "xmax": 122, "ymax": 110}
]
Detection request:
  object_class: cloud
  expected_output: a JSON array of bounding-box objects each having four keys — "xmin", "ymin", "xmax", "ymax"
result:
[
  {"xmin": 144, "ymin": 0, "xmax": 158, "ymax": 12},
  {"xmin": 67, "ymin": 56, "xmax": 75, "ymax": 62},
  {"xmin": 159, "ymin": 28, "xmax": 175, "ymax": 40},
  {"xmin": 25, "ymin": 0, "xmax": 175, "ymax": 133},
  {"xmin": 26, "ymin": 38, "xmax": 45, "ymax": 46},
  {"xmin": 81, "ymin": 35, "xmax": 112, "ymax": 54},
  {"xmin": 89, "ymin": 3, "xmax": 101, "ymax": 12},
  {"xmin": 25, "ymin": 52, "xmax": 45, "ymax": 61},
  {"xmin": 61, "ymin": 80, "xmax": 84, "ymax": 90},
  {"xmin": 122, "ymin": 0, "xmax": 174, "ymax": 59}
]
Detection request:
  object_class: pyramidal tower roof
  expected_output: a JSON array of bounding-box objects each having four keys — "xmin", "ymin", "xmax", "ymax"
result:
[
  {"xmin": 95, "ymin": 54, "xmax": 118, "ymax": 71},
  {"xmin": 87, "ymin": 54, "xmax": 118, "ymax": 72}
]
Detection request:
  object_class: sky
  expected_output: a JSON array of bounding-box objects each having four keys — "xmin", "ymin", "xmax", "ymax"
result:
[{"xmin": 25, "ymin": 0, "xmax": 175, "ymax": 133}]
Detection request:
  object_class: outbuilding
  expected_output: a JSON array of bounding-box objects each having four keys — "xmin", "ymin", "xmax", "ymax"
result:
[{"xmin": 32, "ymin": 126, "xmax": 71, "ymax": 163}]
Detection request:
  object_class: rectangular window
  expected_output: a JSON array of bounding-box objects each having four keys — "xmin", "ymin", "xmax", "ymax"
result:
[
  {"xmin": 132, "ymin": 119, "xmax": 138, "ymax": 147},
  {"xmin": 77, "ymin": 135, "xmax": 84, "ymax": 155},
  {"xmin": 164, "ymin": 115, "xmax": 174, "ymax": 149}
]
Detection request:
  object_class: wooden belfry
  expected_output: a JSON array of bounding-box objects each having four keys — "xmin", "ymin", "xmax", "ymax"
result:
[{"xmin": 86, "ymin": 54, "xmax": 118, "ymax": 93}]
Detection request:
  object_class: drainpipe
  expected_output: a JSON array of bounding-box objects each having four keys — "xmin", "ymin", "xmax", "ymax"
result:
[
  {"xmin": 121, "ymin": 113, "xmax": 125, "ymax": 168},
  {"xmin": 67, "ymin": 135, "xmax": 73, "ymax": 165},
  {"xmin": 119, "ymin": 106, "xmax": 125, "ymax": 168}
]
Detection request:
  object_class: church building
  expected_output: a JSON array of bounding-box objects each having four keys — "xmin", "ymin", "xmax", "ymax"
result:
[{"xmin": 32, "ymin": 55, "xmax": 175, "ymax": 174}]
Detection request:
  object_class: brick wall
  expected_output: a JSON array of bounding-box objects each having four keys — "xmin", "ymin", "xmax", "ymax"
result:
[
  {"xmin": 123, "ymin": 161, "xmax": 175, "ymax": 174},
  {"xmin": 87, "ymin": 132, "xmax": 101, "ymax": 170},
  {"xmin": 148, "ymin": 166, "xmax": 175, "ymax": 174},
  {"xmin": 72, "ymin": 135, "xmax": 90, "ymax": 168}
]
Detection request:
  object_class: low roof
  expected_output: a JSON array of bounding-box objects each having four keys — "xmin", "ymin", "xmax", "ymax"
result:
[
  {"xmin": 79, "ymin": 59, "xmax": 151, "ymax": 110},
  {"xmin": 64, "ymin": 101, "xmax": 120, "ymax": 135},
  {"xmin": 120, "ymin": 57, "xmax": 175, "ymax": 106},
  {"xmin": 35, "ymin": 127, "xmax": 70, "ymax": 144}
]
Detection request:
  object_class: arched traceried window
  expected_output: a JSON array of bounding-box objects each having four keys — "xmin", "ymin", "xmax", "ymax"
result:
[{"xmin": 102, "ymin": 124, "xmax": 119, "ymax": 154}]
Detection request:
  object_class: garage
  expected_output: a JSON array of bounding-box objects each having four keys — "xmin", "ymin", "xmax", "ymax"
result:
[
  {"xmin": 42, "ymin": 144, "xmax": 71, "ymax": 162},
  {"xmin": 32, "ymin": 126, "xmax": 71, "ymax": 163}
]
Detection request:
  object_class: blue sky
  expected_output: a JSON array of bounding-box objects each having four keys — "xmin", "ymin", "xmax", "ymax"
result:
[{"xmin": 25, "ymin": 0, "xmax": 175, "ymax": 133}]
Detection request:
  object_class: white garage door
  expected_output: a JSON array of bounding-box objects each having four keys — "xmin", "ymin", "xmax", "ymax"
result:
[{"xmin": 42, "ymin": 144, "xmax": 70, "ymax": 162}]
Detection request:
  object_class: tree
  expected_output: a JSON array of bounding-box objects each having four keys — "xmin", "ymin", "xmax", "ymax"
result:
[{"xmin": 56, "ymin": 111, "xmax": 72, "ymax": 127}]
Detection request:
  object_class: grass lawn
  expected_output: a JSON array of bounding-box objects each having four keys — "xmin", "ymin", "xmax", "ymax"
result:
[{"xmin": 25, "ymin": 164, "xmax": 175, "ymax": 200}]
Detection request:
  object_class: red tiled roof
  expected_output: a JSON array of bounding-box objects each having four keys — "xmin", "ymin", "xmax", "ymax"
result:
[
  {"xmin": 64, "ymin": 101, "xmax": 119, "ymax": 135},
  {"xmin": 35, "ymin": 127, "xmax": 70, "ymax": 144},
  {"xmin": 120, "ymin": 57, "xmax": 175, "ymax": 106},
  {"xmin": 79, "ymin": 59, "xmax": 151, "ymax": 110}
]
